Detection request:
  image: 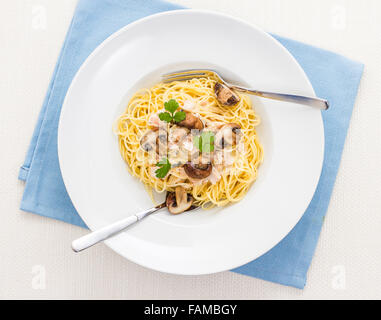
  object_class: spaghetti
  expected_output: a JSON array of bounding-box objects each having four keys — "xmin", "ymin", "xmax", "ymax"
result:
[{"xmin": 114, "ymin": 77, "xmax": 263, "ymax": 208}]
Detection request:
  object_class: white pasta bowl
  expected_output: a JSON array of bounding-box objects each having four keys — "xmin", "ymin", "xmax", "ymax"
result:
[{"xmin": 58, "ymin": 10, "xmax": 324, "ymax": 275}]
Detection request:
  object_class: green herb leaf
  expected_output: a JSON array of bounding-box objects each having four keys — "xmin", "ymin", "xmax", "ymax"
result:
[
  {"xmin": 158, "ymin": 112, "xmax": 173, "ymax": 123},
  {"xmin": 155, "ymin": 157, "xmax": 171, "ymax": 178},
  {"xmin": 164, "ymin": 99, "xmax": 179, "ymax": 114},
  {"xmin": 155, "ymin": 167, "xmax": 169, "ymax": 179},
  {"xmin": 156, "ymin": 158, "xmax": 169, "ymax": 166},
  {"xmin": 193, "ymin": 131, "xmax": 215, "ymax": 152},
  {"xmin": 201, "ymin": 131, "xmax": 215, "ymax": 152},
  {"xmin": 193, "ymin": 135, "xmax": 202, "ymax": 151},
  {"xmin": 173, "ymin": 111, "xmax": 186, "ymax": 123}
]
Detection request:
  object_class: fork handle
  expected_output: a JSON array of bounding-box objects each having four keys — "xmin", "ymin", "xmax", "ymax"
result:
[
  {"xmin": 71, "ymin": 203, "xmax": 166, "ymax": 252},
  {"xmin": 231, "ymin": 86, "xmax": 329, "ymax": 110}
]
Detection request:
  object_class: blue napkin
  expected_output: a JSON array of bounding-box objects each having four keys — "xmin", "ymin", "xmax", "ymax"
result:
[{"xmin": 19, "ymin": 0, "xmax": 364, "ymax": 289}]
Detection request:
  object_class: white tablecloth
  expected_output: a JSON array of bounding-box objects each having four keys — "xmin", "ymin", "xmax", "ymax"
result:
[{"xmin": 1, "ymin": 0, "xmax": 380, "ymax": 299}]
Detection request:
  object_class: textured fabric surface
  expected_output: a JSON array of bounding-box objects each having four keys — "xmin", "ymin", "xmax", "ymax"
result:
[{"xmin": 18, "ymin": 0, "xmax": 363, "ymax": 289}]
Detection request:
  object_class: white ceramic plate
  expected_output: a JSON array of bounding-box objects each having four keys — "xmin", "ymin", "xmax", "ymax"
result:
[{"xmin": 58, "ymin": 10, "xmax": 324, "ymax": 275}]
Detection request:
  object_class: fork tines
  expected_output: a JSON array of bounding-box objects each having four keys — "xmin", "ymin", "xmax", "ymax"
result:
[{"xmin": 161, "ymin": 69, "xmax": 214, "ymax": 83}]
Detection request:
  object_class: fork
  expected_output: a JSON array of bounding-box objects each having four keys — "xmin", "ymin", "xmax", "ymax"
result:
[
  {"xmin": 162, "ymin": 69, "xmax": 329, "ymax": 110},
  {"xmin": 71, "ymin": 202, "xmax": 199, "ymax": 252}
]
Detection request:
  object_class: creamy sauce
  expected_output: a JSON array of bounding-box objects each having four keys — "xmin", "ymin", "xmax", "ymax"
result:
[{"xmin": 148, "ymin": 102, "xmax": 235, "ymax": 185}]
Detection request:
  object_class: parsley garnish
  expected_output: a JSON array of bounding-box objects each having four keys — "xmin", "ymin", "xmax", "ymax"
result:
[
  {"xmin": 158, "ymin": 99, "xmax": 186, "ymax": 123},
  {"xmin": 155, "ymin": 157, "xmax": 171, "ymax": 179},
  {"xmin": 193, "ymin": 131, "xmax": 215, "ymax": 153},
  {"xmin": 173, "ymin": 111, "xmax": 186, "ymax": 122},
  {"xmin": 164, "ymin": 99, "xmax": 179, "ymax": 114}
]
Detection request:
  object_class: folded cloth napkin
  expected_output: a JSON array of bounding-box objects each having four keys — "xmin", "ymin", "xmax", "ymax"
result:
[{"xmin": 19, "ymin": 0, "xmax": 364, "ymax": 289}]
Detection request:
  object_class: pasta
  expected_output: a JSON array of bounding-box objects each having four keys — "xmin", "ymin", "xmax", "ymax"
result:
[{"xmin": 114, "ymin": 77, "xmax": 263, "ymax": 209}]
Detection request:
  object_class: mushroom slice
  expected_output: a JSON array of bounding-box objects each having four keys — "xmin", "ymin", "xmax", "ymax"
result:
[
  {"xmin": 140, "ymin": 130, "xmax": 158, "ymax": 152},
  {"xmin": 178, "ymin": 112, "xmax": 204, "ymax": 130},
  {"xmin": 166, "ymin": 187, "xmax": 193, "ymax": 215},
  {"xmin": 183, "ymin": 160, "xmax": 213, "ymax": 180},
  {"xmin": 156, "ymin": 128, "xmax": 168, "ymax": 156},
  {"xmin": 214, "ymin": 82, "xmax": 240, "ymax": 106},
  {"xmin": 215, "ymin": 123, "xmax": 242, "ymax": 149},
  {"xmin": 157, "ymin": 130, "xmax": 168, "ymax": 144}
]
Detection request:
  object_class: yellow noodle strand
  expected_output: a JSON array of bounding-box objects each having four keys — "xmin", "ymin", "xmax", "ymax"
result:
[{"xmin": 114, "ymin": 77, "xmax": 263, "ymax": 208}]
